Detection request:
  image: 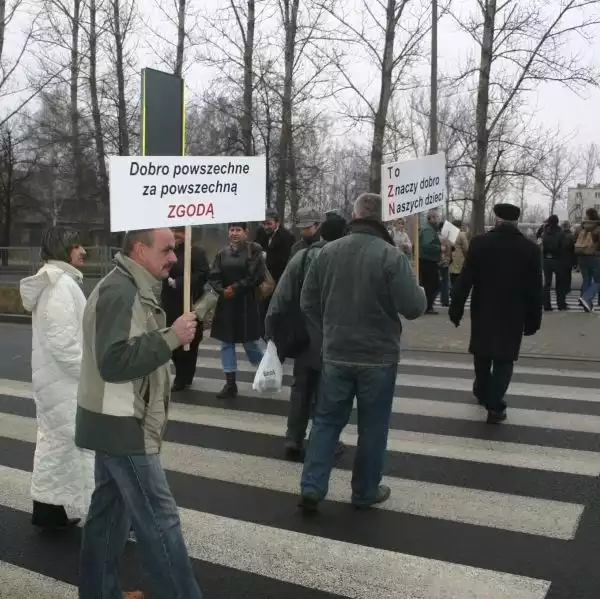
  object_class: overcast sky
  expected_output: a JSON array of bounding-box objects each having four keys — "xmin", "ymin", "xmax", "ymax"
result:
[{"xmin": 3, "ymin": 0, "xmax": 600, "ymax": 217}]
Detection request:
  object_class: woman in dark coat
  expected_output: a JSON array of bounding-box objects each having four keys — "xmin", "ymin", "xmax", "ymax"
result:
[{"xmin": 210, "ymin": 222, "xmax": 266, "ymax": 398}]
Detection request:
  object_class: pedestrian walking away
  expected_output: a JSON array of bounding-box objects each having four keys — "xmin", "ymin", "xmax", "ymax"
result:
[
  {"xmin": 265, "ymin": 212, "xmax": 348, "ymax": 460},
  {"xmin": 161, "ymin": 226, "xmax": 210, "ymax": 391},
  {"xmin": 575, "ymin": 207, "xmax": 600, "ymax": 313},
  {"xmin": 419, "ymin": 209, "xmax": 442, "ymax": 314},
  {"xmin": 449, "ymin": 203, "xmax": 543, "ymax": 425},
  {"xmin": 540, "ymin": 214, "xmax": 568, "ymax": 311},
  {"xmin": 19, "ymin": 226, "xmax": 95, "ymax": 531},
  {"xmin": 299, "ymin": 193, "xmax": 426, "ymax": 514},
  {"xmin": 75, "ymin": 228, "xmax": 203, "ymax": 599}
]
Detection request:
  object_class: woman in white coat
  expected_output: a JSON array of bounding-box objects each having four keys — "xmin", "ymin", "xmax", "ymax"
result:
[{"xmin": 19, "ymin": 227, "xmax": 95, "ymax": 531}]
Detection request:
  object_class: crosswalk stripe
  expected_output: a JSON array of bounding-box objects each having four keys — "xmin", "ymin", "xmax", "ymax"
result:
[
  {"xmin": 0, "ymin": 464, "xmax": 552, "ymax": 599},
  {"xmin": 2, "ymin": 382, "xmax": 600, "ymax": 476},
  {"xmin": 197, "ymin": 342, "xmax": 600, "ymax": 381},
  {"xmin": 188, "ymin": 357, "xmax": 599, "ymax": 402},
  {"xmin": 0, "ymin": 413, "xmax": 583, "ymax": 538},
  {"xmin": 1, "ymin": 344, "xmax": 598, "ymax": 597},
  {"xmin": 0, "ymin": 561, "xmax": 77, "ymax": 599}
]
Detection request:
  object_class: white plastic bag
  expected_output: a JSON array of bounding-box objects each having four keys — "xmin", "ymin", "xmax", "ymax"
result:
[{"xmin": 252, "ymin": 341, "xmax": 283, "ymax": 393}]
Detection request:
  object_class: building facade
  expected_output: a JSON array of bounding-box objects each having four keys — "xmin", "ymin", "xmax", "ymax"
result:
[{"xmin": 567, "ymin": 184, "xmax": 600, "ymax": 223}]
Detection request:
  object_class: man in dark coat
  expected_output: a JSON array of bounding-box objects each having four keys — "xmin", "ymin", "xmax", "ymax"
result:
[
  {"xmin": 290, "ymin": 207, "xmax": 322, "ymax": 257},
  {"xmin": 540, "ymin": 214, "xmax": 567, "ymax": 311},
  {"xmin": 161, "ymin": 227, "xmax": 209, "ymax": 391},
  {"xmin": 449, "ymin": 203, "xmax": 543, "ymax": 424},
  {"xmin": 254, "ymin": 207, "xmax": 295, "ymax": 283}
]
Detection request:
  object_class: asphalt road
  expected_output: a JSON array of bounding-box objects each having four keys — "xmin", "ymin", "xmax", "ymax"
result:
[{"xmin": 0, "ymin": 322, "xmax": 599, "ymax": 598}]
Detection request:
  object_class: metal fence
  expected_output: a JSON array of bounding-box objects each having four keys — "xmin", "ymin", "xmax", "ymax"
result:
[{"xmin": 0, "ymin": 246, "xmax": 120, "ymax": 278}]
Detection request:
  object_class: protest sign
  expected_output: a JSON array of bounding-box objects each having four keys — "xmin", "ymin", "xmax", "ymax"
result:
[
  {"xmin": 108, "ymin": 155, "xmax": 267, "ymax": 232},
  {"xmin": 381, "ymin": 153, "xmax": 447, "ymax": 222}
]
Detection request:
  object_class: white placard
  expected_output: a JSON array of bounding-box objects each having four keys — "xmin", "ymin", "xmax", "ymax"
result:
[
  {"xmin": 381, "ymin": 153, "xmax": 447, "ymax": 222},
  {"xmin": 108, "ymin": 155, "xmax": 267, "ymax": 231},
  {"xmin": 440, "ymin": 219, "xmax": 460, "ymax": 244}
]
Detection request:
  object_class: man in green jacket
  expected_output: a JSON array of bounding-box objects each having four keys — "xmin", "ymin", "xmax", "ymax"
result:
[
  {"xmin": 419, "ymin": 209, "xmax": 442, "ymax": 314},
  {"xmin": 76, "ymin": 228, "xmax": 203, "ymax": 599}
]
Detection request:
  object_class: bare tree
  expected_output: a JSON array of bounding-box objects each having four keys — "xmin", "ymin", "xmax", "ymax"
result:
[
  {"xmin": 533, "ymin": 142, "xmax": 578, "ymax": 215},
  {"xmin": 581, "ymin": 142, "xmax": 600, "ymax": 186},
  {"xmin": 321, "ymin": 0, "xmax": 431, "ymax": 193},
  {"xmin": 454, "ymin": 0, "xmax": 600, "ymax": 234}
]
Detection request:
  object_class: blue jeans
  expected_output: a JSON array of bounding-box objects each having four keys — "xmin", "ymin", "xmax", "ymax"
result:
[
  {"xmin": 79, "ymin": 452, "xmax": 202, "ymax": 599},
  {"xmin": 580, "ymin": 256, "xmax": 600, "ymax": 303},
  {"xmin": 301, "ymin": 362, "xmax": 397, "ymax": 503},
  {"xmin": 220, "ymin": 341, "xmax": 264, "ymax": 372}
]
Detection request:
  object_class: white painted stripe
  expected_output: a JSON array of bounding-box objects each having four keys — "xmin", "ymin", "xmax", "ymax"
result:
[
  {"xmin": 0, "ymin": 413, "xmax": 582, "ymax": 539},
  {"xmin": 3, "ymin": 376, "xmax": 598, "ymax": 435},
  {"xmin": 197, "ymin": 343, "xmax": 600, "ymax": 380},
  {"xmin": 0, "ymin": 465, "xmax": 552, "ymax": 599},
  {"xmin": 2, "ymin": 380, "xmax": 600, "ymax": 475},
  {"xmin": 191, "ymin": 357, "xmax": 600, "ymax": 403},
  {"xmin": 0, "ymin": 561, "xmax": 77, "ymax": 599},
  {"xmin": 1, "ymin": 386, "xmax": 599, "ymax": 476}
]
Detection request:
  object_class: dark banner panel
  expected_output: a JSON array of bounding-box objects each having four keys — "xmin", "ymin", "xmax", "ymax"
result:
[{"xmin": 141, "ymin": 68, "xmax": 185, "ymax": 157}]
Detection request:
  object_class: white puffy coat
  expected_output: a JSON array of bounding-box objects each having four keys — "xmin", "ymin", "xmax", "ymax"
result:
[{"xmin": 19, "ymin": 261, "xmax": 95, "ymax": 514}]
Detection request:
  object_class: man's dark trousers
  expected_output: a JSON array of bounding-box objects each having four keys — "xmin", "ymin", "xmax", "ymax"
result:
[
  {"xmin": 419, "ymin": 259, "xmax": 440, "ymax": 311},
  {"xmin": 286, "ymin": 362, "xmax": 320, "ymax": 445},
  {"xmin": 473, "ymin": 356, "xmax": 514, "ymax": 413},
  {"xmin": 171, "ymin": 321, "xmax": 203, "ymax": 387},
  {"xmin": 543, "ymin": 258, "xmax": 567, "ymax": 309}
]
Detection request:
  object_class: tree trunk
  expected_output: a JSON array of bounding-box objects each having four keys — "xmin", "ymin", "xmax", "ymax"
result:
[
  {"xmin": 112, "ymin": 0, "xmax": 130, "ymax": 156},
  {"xmin": 275, "ymin": 0, "xmax": 299, "ymax": 219},
  {"xmin": 0, "ymin": 0, "xmax": 6, "ymax": 63},
  {"xmin": 0, "ymin": 130, "xmax": 13, "ymax": 253},
  {"xmin": 89, "ymin": 0, "xmax": 110, "ymax": 238},
  {"xmin": 472, "ymin": 0, "xmax": 496, "ymax": 235},
  {"xmin": 71, "ymin": 0, "xmax": 83, "ymax": 222},
  {"xmin": 288, "ymin": 133, "xmax": 299, "ymax": 221},
  {"xmin": 429, "ymin": 0, "xmax": 438, "ymax": 156},
  {"xmin": 241, "ymin": 0, "xmax": 255, "ymax": 156},
  {"xmin": 174, "ymin": 0, "xmax": 186, "ymax": 77},
  {"xmin": 368, "ymin": 0, "xmax": 396, "ymax": 194}
]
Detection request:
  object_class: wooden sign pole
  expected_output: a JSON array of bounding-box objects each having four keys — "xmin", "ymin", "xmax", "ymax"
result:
[{"xmin": 181, "ymin": 85, "xmax": 192, "ymax": 351}]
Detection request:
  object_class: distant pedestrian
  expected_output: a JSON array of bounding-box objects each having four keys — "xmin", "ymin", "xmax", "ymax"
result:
[
  {"xmin": 76, "ymin": 228, "xmax": 203, "ymax": 599},
  {"xmin": 540, "ymin": 214, "xmax": 568, "ymax": 311},
  {"xmin": 575, "ymin": 208, "xmax": 600, "ymax": 313},
  {"xmin": 19, "ymin": 226, "xmax": 95, "ymax": 531},
  {"xmin": 291, "ymin": 207, "xmax": 322, "ymax": 256},
  {"xmin": 419, "ymin": 209, "xmax": 442, "ymax": 314},
  {"xmin": 449, "ymin": 204, "xmax": 543, "ymax": 424},
  {"xmin": 449, "ymin": 220, "xmax": 469, "ymax": 287},
  {"xmin": 254, "ymin": 208, "xmax": 295, "ymax": 284},
  {"xmin": 560, "ymin": 221, "xmax": 576, "ymax": 299},
  {"xmin": 210, "ymin": 222, "xmax": 267, "ymax": 399},
  {"xmin": 161, "ymin": 227, "xmax": 209, "ymax": 391},
  {"xmin": 390, "ymin": 218, "xmax": 412, "ymax": 256},
  {"xmin": 299, "ymin": 193, "xmax": 426, "ymax": 513}
]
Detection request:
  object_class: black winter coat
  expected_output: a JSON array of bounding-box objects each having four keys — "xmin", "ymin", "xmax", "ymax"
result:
[
  {"xmin": 209, "ymin": 241, "xmax": 266, "ymax": 343},
  {"xmin": 254, "ymin": 226, "xmax": 294, "ymax": 283},
  {"xmin": 449, "ymin": 224, "xmax": 543, "ymax": 362},
  {"xmin": 161, "ymin": 243, "xmax": 209, "ymax": 325}
]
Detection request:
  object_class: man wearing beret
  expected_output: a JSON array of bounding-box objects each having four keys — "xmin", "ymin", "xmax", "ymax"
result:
[{"xmin": 449, "ymin": 203, "xmax": 543, "ymax": 424}]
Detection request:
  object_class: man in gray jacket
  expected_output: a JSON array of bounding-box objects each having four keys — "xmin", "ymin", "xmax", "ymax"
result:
[
  {"xmin": 265, "ymin": 213, "xmax": 348, "ymax": 460},
  {"xmin": 299, "ymin": 193, "xmax": 426, "ymax": 513}
]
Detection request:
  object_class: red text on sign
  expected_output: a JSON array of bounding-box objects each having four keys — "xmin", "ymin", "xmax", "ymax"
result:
[{"xmin": 168, "ymin": 203, "xmax": 215, "ymax": 219}]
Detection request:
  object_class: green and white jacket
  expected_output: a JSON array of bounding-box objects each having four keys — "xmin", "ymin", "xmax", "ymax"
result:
[{"xmin": 75, "ymin": 253, "xmax": 181, "ymax": 456}]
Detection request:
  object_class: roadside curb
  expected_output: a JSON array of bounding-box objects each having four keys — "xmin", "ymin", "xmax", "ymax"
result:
[
  {"xmin": 0, "ymin": 313, "xmax": 31, "ymax": 324},
  {"xmin": 403, "ymin": 345, "xmax": 600, "ymax": 363}
]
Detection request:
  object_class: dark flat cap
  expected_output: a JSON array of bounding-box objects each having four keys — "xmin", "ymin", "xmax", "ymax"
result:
[{"xmin": 493, "ymin": 203, "xmax": 520, "ymax": 221}]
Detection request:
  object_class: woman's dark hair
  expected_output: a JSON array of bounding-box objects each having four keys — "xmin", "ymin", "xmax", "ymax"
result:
[
  {"xmin": 228, "ymin": 222, "xmax": 248, "ymax": 230},
  {"xmin": 41, "ymin": 226, "xmax": 81, "ymax": 263}
]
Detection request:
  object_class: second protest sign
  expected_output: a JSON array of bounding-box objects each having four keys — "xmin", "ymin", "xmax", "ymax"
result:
[
  {"xmin": 381, "ymin": 152, "xmax": 447, "ymax": 221},
  {"xmin": 109, "ymin": 155, "xmax": 267, "ymax": 232}
]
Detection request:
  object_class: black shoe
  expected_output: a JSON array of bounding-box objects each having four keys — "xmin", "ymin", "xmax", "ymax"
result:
[
  {"xmin": 34, "ymin": 517, "xmax": 80, "ymax": 531},
  {"xmin": 217, "ymin": 373, "xmax": 238, "ymax": 399},
  {"xmin": 171, "ymin": 381, "xmax": 189, "ymax": 392},
  {"xmin": 425, "ymin": 309, "xmax": 439, "ymax": 315},
  {"xmin": 352, "ymin": 485, "xmax": 391, "ymax": 509},
  {"xmin": 486, "ymin": 410, "xmax": 507, "ymax": 424},
  {"xmin": 298, "ymin": 492, "xmax": 320, "ymax": 514},
  {"xmin": 284, "ymin": 440, "xmax": 305, "ymax": 461},
  {"xmin": 544, "ymin": 306, "xmax": 553, "ymax": 312},
  {"xmin": 334, "ymin": 441, "xmax": 345, "ymax": 457},
  {"xmin": 558, "ymin": 305, "xmax": 570, "ymax": 311}
]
